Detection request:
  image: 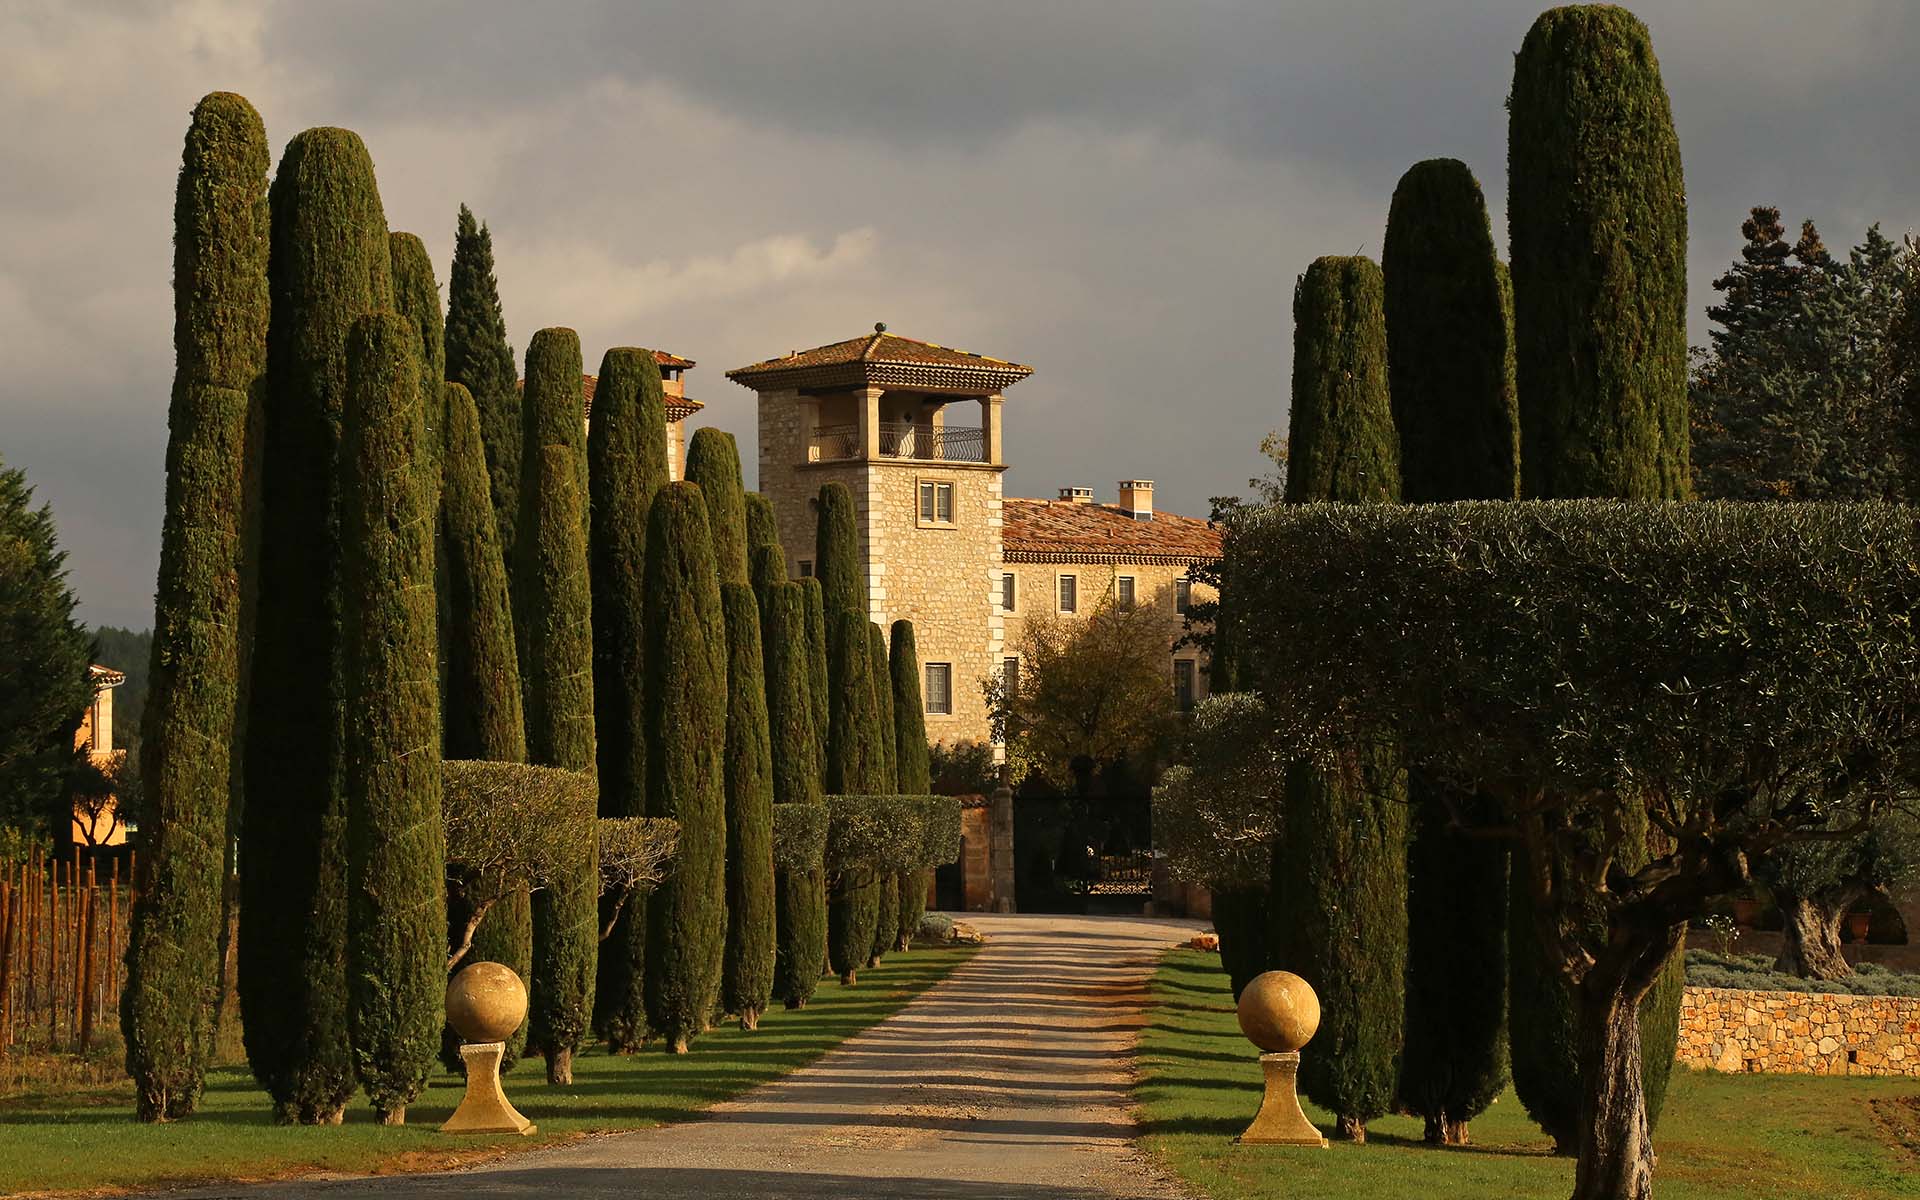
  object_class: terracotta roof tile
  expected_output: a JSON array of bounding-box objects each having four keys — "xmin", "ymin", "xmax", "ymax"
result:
[
  {"xmin": 1001, "ymin": 499, "xmax": 1221, "ymax": 564},
  {"xmin": 731, "ymin": 329, "xmax": 1031, "ymax": 377}
]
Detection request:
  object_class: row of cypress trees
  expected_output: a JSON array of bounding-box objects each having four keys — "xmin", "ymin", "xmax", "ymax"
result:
[{"xmin": 1235, "ymin": 3, "xmax": 1688, "ymax": 1152}]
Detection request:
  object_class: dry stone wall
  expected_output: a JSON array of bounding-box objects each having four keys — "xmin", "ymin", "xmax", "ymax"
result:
[{"xmin": 1677, "ymin": 986, "xmax": 1920, "ymax": 1077}]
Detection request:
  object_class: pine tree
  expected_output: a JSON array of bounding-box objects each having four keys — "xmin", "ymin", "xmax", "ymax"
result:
[
  {"xmin": 585, "ymin": 348, "xmax": 668, "ymax": 1052},
  {"xmin": 1277, "ymin": 252, "xmax": 1406, "ymax": 1141},
  {"xmin": 813, "ymin": 482, "xmax": 862, "ymax": 617},
  {"xmin": 745, "ymin": 491, "xmax": 778, "ymax": 554},
  {"xmin": 800, "ymin": 579, "xmax": 830, "ymax": 777},
  {"xmin": 513, "ymin": 328, "xmax": 597, "ymax": 1084},
  {"xmin": 123, "ymin": 91, "xmax": 268, "ymax": 1122},
  {"xmin": 240, "ymin": 125, "xmax": 392, "ymax": 1125},
  {"xmin": 438, "ymin": 380, "xmax": 530, "ymax": 1069},
  {"xmin": 1510, "ymin": 4, "xmax": 1688, "ymax": 501},
  {"xmin": 1383, "ymin": 157, "xmax": 1516, "ymax": 1144},
  {"xmin": 890, "ymin": 620, "xmax": 931, "ymax": 951},
  {"xmin": 340, "ymin": 313, "xmax": 444, "ymax": 1125},
  {"xmin": 763, "ymin": 580, "xmax": 826, "ymax": 1007},
  {"xmin": 720, "ymin": 583, "xmax": 777, "ymax": 1028},
  {"xmin": 686, "ymin": 429, "xmax": 750, "ymax": 585},
  {"xmin": 445, "ymin": 205, "xmax": 520, "ymax": 560},
  {"xmin": 643, "ymin": 482, "xmax": 729, "ymax": 1053},
  {"xmin": 1508, "ymin": 6, "xmax": 1689, "ymax": 1150}
]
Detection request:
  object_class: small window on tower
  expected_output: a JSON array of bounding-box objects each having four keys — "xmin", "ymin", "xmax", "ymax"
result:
[
  {"xmin": 925, "ymin": 663, "xmax": 954, "ymax": 715},
  {"xmin": 1001, "ymin": 572, "xmax": 1017, "ymax": 611},
  {"xmin": 1175, "ymin": 578, "xmax": 1192, "ymax": 614},
  {"xmin": 918, "ymin": 480, "xmax": 955, "ymax": 526},
  {"xmin": 1058, "ymin": 574, "xmax": 1078, "ymax": 614},
  {"xmin": 799, "ymin": 560, "xmax": 814, "ymax": 578},
  {"xmin": 1117, "ymin": 576, "xmax": 1136, "ymax": 610}
]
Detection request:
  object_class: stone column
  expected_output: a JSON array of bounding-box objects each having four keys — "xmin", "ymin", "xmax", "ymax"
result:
[
  {"xmin": 980, "ymin": 393, "xmax": 1004, "ymax": 465},
  {"xmin": 989, "ymin": 767, "xmax": 1016, "ymax": 913},
  {"xmin": 855, "ymin": 386, "xmax": 884, "ymax": 460}
]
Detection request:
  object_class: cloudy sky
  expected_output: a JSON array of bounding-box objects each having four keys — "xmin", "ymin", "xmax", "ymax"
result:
[{"xmin": 6, "ymin": 1, "xmax": 1918, "ymax": 629}]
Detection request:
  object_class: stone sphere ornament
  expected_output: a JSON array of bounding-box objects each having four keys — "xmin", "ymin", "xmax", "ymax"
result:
[
  {"xmin": 1235, "ymin": 970, "xmax": 1327, "ymax": 1148},
  {"xmin": 440, "ymin": 962, "xmax": 536, "ymax": 1137},
  {"xmin": 446, "ymin": 960, "xmax": 528, "ymax": 1044},
  {"xmin": 1236, "ymin": 969, "xmax": 1321, "ymax": 1053}
]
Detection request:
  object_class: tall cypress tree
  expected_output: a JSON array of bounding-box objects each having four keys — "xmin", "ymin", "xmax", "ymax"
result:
[
  {"xmin": 586, "ymin": 348, "xmax": 668, "ymax": 1051},
  {"xmin": 340, "ymin": 313, "xmax": 444, "ymax": 1125},
  {"xmin": 825, "ymin": 609, "xmax": 886, "ymax": 982},
  {"xmin": 387, "ymin": 233, "xmax": 446, "ymax": 480},
  {"xmin": 720, "ymin": 583, "xmax": 776, "ymax": 1028},
  {"xmin": 764, "ymin": 582, "xmax": 826, "ymax": 1007},
  {"xmin": 514, "ymin": 328, "xmax": 597, "ymax": 1084},
  {"xmin": 745, "ymin": 491, "xmax": 778, "ymax": 554},
  {"xmin": 864, "ymin": 621, "xmax": 899, "ymax": 967},
  {"xmin": 686, "ymin": 428, "xmax": 750, "ymax": 585},
  {"xmin": 445, "ymin": 205, "xmax": 520, "ymax": 560},
  {"xmin": 1383, "ymin": 157, "xmax": 1516, "ymax": 1145},
  {"xmin": 1277, "ymin": 253, "xmax": 1407, "ymax": 1142},
  {"xmin": 814, "ymin": 482, "xmax": 862, "ymax": 617},
  {"xmin": 800, "ymin": 579, "xmax": 830, "ymax": 776},
  {"xmin": 890, "ymin": 620, "xmax": 931, "ymax": 951},
  {"xmin": 240, "ymin": 125, "xmax": 392, "ymax": 1126},
  {"xmin": 1508, "ymin": 6, "xmax": 1690, "ymax": 1154},
  {"xmin": 1510, "ymin": 4, "xmax": 1688, "ymax": 502},
  {"xmin": 643, "ymin": 483, "xmax": 729, "ymax": 1052},
  {"xmin": 438, "ymin": 380, "xmax": 530, "ymax": 1069},
  {"xmin": 123, "ymin": 91, "xmax": 268, "ymax": 1123},
  {"xmin": 751, "ymin": 542, "xmax": 787, "ymax": 608}
]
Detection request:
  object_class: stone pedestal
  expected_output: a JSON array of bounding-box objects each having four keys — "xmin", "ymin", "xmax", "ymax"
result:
[
  {"xmin": 440, "ymin": 1042, "xmax": 536, "ymax": 1136},
  {"xmin": 1238, "ymin": 1051, "xmax": 1326, "ymax": 1147}
]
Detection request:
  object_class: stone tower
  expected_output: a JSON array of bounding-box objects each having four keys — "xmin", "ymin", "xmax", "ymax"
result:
[{"xmin": 729, "ymin": 324, "xmax": 1033, "ymax": 747}]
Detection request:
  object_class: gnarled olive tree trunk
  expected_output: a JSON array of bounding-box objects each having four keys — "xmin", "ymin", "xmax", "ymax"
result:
[
  {"xmin": 1569, "ymin": 922, "xmax": 1684, "ymax": 1200},
  {"xmin": 1772, "ymin": 888, "xmax": 1860, "ymax": 980}
]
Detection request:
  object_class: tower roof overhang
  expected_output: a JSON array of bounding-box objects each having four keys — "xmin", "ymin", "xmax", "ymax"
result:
[{"xmin": 727, "ymin": 327, "xmax": 1033, "ymax": 396}]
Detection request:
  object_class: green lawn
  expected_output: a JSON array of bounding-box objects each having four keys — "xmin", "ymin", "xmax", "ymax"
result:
[
  {"xmin": 0, "ymin": 945, "xmax": 974, "ymax": 1197},
  {"xmin": 1136, "ymin": 949, "xmax": 1920, "ymax": 1200}
]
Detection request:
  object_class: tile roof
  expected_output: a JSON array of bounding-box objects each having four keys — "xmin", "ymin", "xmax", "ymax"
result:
[
  {"xmin": 653, "ymin": 349, "xmax": 695, "ymax": 370},
  {"xmin": 726, "ymin": 325, "xmax": 1035, "ymax": 393},
  {"xmin": 731, "ymin": 328, "xmax": 1031, "ymax": 376},
  {"xmin": 88, "ymin": 664, "xmax": 126, "ymax": 689},
  {"xmin": 1001, "ymin": 499, "xmax": 1222, "ymax": 564}
]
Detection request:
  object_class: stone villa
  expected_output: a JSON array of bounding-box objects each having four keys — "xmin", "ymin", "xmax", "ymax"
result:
[{"xmin": 730, "ymin": 325, "xmax": 1220, "ymax": 748}]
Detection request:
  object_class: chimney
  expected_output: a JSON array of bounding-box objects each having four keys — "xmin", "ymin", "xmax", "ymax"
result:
[
  {"xmin": 1059, "ymin": 485, "xmax": 1094, "ymax": 504},
  {"xmin": 1117, "ymin": 479, "xmax": 1154, "ymax": 521}
]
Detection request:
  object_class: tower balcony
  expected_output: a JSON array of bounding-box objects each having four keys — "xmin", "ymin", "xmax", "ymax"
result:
[{"xmin": 810, "ymin": 421, "xmax": 988, "ymax": 464}]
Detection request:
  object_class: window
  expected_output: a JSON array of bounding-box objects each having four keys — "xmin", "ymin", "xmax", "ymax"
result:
[
  {"xmin": 1001, "ymin": 571, "xmax": 1016, "ymax": 611},
  {"xmin": 799, "ymin": 559, "xmax": 814, "ymax": 578},
  {"xmin": 1058, "ymin": 573, "xmax": 1078, "ymax": 614},
  {"xmin": 918, "ymin": 480, "xmax": 955, "ymax": 525},
  {"xmin": 1117, "ymin": 575, "xmax": 1136, "ymax": 610},
  {"xmin": 1175, "ymin": 578, "xmax": 1192, "ymax": 614},
  {"xmin": 1002, "ymin": 655, "xmax": 1020, "ymax": 696},
  {"xmin": 1174, "ymin": 659, "xmax": 1196, "ymax": 711},
  {"xmin": 925, "ymin": 663, "xmax": 954, "ymax": 714}
]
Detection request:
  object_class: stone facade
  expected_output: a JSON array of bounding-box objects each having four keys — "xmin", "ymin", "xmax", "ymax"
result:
[
  {"xmin": 1676, "ymin": 986, "xmax": 1920, "ymax": 1077},
  {"xmin": 1000, "ymin": 559, "xmax": 1214, "ymax": 713}
]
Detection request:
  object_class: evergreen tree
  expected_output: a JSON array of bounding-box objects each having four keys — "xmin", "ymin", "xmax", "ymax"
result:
[
  {"xmin": 1277, "ymin": 252, "xmax": 1406, "ymax": 1141},
  {"xmin": 1213, "ymin": 886, "xmax": 1275, "ymax": 1000},
  {"xmin": 751, "ymin": 543, "xmax": 787, "ymax": 608},
  {"xmin": 813, "ymin": 482, "xmax": 862, "ymax": 617},
  {"xmin": 1510, "ymin": 4, "xmax": 1688, "ymax": 501},
  {"xmin": 586, "ymin": 348, "xmax": 668, "ymax": 1051},
  {"xmin": 387, "ymin": 234, "xmax": 446, "ymax": 480},
  {"xmin": 824, "ymin": 609, "xmax": 885, "ymax": 983},
  {"xmin": 686, "ymin": 428, "xmax": 750, "ymax": 585},
  {"xmin": 1382, "ymin": 157, "xmax": 1516, "ymax": 1144},
  {"xmin": 745, "ymin": 491, "xmax": 778, "ymax": 554},
  {"xmin": 800, "ymin": 579, "xmax": 830, "ymax": 775},
  {"xmin": 870, "ymin": 871, "xmax": 900, "ymax": 969},
  {"xmin": 763, "ymin": 580, "xmax": 826, "ymax": 1008},
  {"xmin": 720, "ymin": 583, "xmax": 777, "ymax": 1028},
  {"xmin": 122, "ymin": 92, "xmax": 268, "ymax": 1123},
  {"xmin": 867, "ymin": 623, "xmax": 898, "ymax": 791},
  {"xmin": 445, "ymin": 205, "xmax": 520, "ymax": 560},
  {"xmin": 643, "ymin": 482, "xmax": 729, "ymax": 1053},
  {"xmin": 890, "ymin": 620, "xmax": 931, "ymax": 951},
  {"xmin": 340, "ymin": 313, "xmax": 444, "ymax": 1125},
  {"xmin": 437, "ymin": 380, "xmax": 530, "ymax": 1069},
  {"xmin": 240, "ymin": 125, "xmax": 392, "ymax": 1125},
  {"xmin": 1509, "ymin": 7, "xmax": 1690, "ymax": 1152},
  {"xmin": 513, "ymin": 328, "xmax": 597, "ymax": 1084}
]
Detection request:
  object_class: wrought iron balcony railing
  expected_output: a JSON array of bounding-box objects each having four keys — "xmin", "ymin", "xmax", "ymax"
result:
[{"xmin": 810, "ymin": 422, "xmax": 988, "ymax": 463}]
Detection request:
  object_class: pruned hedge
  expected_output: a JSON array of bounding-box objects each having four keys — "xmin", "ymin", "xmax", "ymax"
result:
[
  {"xmin": 772, "ymin": 802, "xmax": 828, "ymax": 872},
  {"xmin": 825, "ymin": 795, "xmax": 960, "ymax": 879}
]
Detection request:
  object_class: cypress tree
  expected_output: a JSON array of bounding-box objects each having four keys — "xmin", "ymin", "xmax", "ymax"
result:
[
  {"xmin": 764, "ymin": 581, "xmax": 826, "ymax": 1007},
  {"xmin": 438, "ymin": 380, "xmax": 530, "ymax": 1069},
  {"xmin": 340, "ymin": 313, "xmax": 444, "ymax": 1125},
  {"xmin": 814, "ymin": 482, "xmax": 862, "ymax": 617},
  {"xmin": 870, "ymin": 871, "xmax": 899, "ymax": 969},
  {"xmin": 240, "ymin": 125, "xmax": 392, "ymax": 1125},
  {"xmin": 824, "ymin": 608, "xmax": 885, "ymax": 983},
  {"xmin": 686, "ymin": 428, "xmax": 750, "ymax": 584},
  {"xmin": 513, "ymin": 328, "xmax": 597, "ymax": 1084},
  {"xmin": 720, "ymin": 583, "xmax": 777, "ymax": 1028},
  {"xmin": 1213, "ymin": 886, "xmax": 1275, "ymax": 1001},
  {"xmin": 1277, "ymin": 253, "xmax": 1406, "ymax": 1142},
  {"xmin": 1508, "ymin": 8, "xmax": 1689, "ymax": 1148},
  {"xmin": 800, "ymin": 579, "xmax": 830, "ymax": 775},
  {"xmin": 1383, "ymin": 157, "xmax": 1516, "ymax": 1144},
  {"xmin": 643, "ymin": 482, "xmax": 729, "ymax": 1053},
  {"xmin": 123, "ymin": 91, "xmax": 268, "ymax": 1122},
  {"xmin": 445, "ymin": 205, "xmax": 520, "ymax": 560},
  {"xmin": 867, "ymin": 623, "xmax": 898, "ymax": 790},
  {"xmin": 890, "ymin": 620, "xmax": 931, "ymax": 951},
  {"xmin": 1509, "ymin": 5, "xmax": 1689, "ymax": 502},
  {"xmin": 586, "ymin": 348, "xmax": 668, "ymax": 1051},
  {"xmin": 387, "ymin": 233, "xmax": 446, "ymax": 480},
  {"xmin": 745, "ymin": 491, "xmax": 778, "ymax": 554},
  {"xmin": 751, "ymin": 542, "xmax": 787, "ymax": 608}
]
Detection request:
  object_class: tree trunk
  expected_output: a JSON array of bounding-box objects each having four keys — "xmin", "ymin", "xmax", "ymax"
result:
[
  {"xmin": 376, "ymin": 1105, "xmax": 405, "ymax": 1126},
  {"xmin": 1571, "ymin": 967, "xmax": 1656, "ymax": 1200},
  {"xmin": 741, "ymin": 1007, "xmax": 760, "ymax": 1031},
  {"xmin": 1333, "ymin": 1114, "xmax": 1365, "ymax": 1142},
  {"xmin": 1773, "ymin": 891, "xmax": 1855, "ymax": 980},
  {"xmin": 545, "ymin": 1046, "xmax": 572, "ymax": 1085},
  {"xmin": 1443, "ymin": 1116, "xmax": 1470, "ymax": 1146}
]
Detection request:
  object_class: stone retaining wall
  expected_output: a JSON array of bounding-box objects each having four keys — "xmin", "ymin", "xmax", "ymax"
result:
[{"xmin": 1677, "ymin": 986, "xmax": 1920, "ymax": 1076}]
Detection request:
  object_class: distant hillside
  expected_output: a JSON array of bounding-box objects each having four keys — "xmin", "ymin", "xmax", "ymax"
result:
[{"xmin": 90, "ymin": 625, "xmax": 150, "ymax": 748}]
